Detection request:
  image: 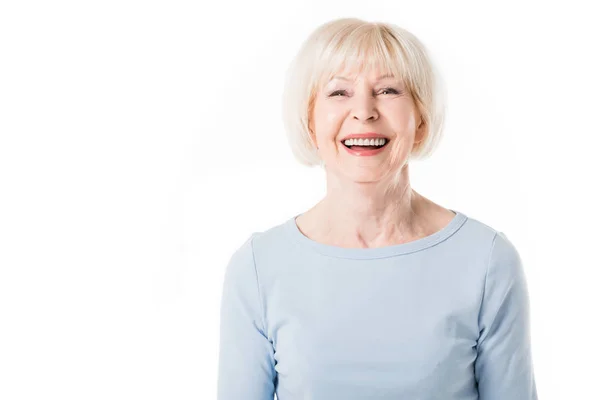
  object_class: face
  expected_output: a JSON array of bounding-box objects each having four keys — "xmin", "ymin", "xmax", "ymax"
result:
[{"xmin": 308, "ymin": 67, "xmax": 425, "ymax": 182}]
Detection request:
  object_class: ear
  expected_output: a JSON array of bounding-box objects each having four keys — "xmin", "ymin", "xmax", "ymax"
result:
[
  {"xmin": 308, "ymin": 121, "xmax": 318, "ymax": 150},
  {"xmin": 414, "ymin": 116, "xmax": 426, "ymax": 144},
  {"xmin": 415, "ymin": 117, "xmax": 427, "ymax": 142},
  {"xmin": 311, "ymin": 132, "xmax": 319, "ymax": 150}
]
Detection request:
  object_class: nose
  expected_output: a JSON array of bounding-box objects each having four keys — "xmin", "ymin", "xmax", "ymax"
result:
[{"xmin": 351, "ymin": 93, "xmax": 379, "ymax": 122}]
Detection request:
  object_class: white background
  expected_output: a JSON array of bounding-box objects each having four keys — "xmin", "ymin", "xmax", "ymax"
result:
[{"xmin": 1, "ymin": 0, "xmax": 598, "ymax": 398}]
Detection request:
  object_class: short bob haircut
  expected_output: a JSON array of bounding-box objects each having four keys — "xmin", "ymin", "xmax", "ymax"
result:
[{"xmin": 281, "ymin": 18, "xmax": 447, "ymax": 167}]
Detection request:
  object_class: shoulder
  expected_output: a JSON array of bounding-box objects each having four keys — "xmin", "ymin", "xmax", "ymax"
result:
[
  {"xmin": 449, "ymin": 212, "xmax": 526, "ymax": 278},
  {"xmin": 439, "ymin": 211, "xmax": 499, "ymax": 261},
  {"xmin": 222, "ymin": 219, "xmax": 298, "ymax": 305},
  {"xmin": 486, "ymin": 231, "xmax": 525, "ymax": 285},
  {"xmin": 457, "ymin": 215, "xmax": 530, "ymax": 320},
  {"xmin": 459, "ymin": 215, "xmax": 527, "ymax": 296},
  {"xmin": 464, "ymin": 213, "xmax": 523, "ymax": 273},
  {"xmin": 460, "ymin": 212, "xmax": 501, "ymax": 240},
  {"xmin": 226, "ymin": 216, "xmax": 294, "ymax": 268},
  {"xmin": 247, "ymin": 217, "xmax": 296, "ymax": 254},
  {"xmin": 223, "ymin": 233, "xmax": 257, "ymax": 285}
]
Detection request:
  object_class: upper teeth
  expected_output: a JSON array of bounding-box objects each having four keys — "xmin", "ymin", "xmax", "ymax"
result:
[{"xmin": 343, "ymin": 138, "xmax": 387, "ymax": 146}]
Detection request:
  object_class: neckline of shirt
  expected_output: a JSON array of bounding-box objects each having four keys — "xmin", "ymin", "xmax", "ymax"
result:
[{"xmin": 284, "ymin": 209, "xmax": 469, "ymax": 259}]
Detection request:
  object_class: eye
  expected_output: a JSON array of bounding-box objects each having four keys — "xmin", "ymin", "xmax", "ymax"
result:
[
  {"xmin": 328, "ymin": 88, "xmax": 401, "ymax": 97},
  {"xmin": 328, "ymin": 90, "xmax": 348, "ymax": 97},
  {"xmin": 379, "ymin": 87, "xmax": 400, "ymax": 95}
]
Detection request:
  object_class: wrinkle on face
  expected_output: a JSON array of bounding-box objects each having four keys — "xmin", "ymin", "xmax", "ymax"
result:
[{"xmin": 309, "ymin": 67, "xmax": 421, "ymax": 179}]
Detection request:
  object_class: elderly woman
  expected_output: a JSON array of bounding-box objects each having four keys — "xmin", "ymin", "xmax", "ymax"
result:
[{"xmin": 217, "ymin": 17, "xmax": 537, "ymax": 400}]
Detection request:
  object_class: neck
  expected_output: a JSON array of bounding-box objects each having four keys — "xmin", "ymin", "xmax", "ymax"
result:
[{"xmin": 314, "ymin": 164, "xmax": 426, "ymax": 247}]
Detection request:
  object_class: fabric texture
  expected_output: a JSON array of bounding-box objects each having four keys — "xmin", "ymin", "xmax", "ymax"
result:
[{"xmin": 217, "ymin": 209, "xmax": 538, "ymax": 400}]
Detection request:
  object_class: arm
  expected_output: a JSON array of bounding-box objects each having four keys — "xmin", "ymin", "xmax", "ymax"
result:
[
  {"xmin": 217, "ymin": 233, "xmax": 276, "ymax": 400},
  {"xmin": 474, "ymin": 232, "xmax": 538, "ymax": 400}
]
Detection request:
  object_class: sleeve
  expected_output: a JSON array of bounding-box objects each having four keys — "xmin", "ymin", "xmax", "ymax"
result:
[
  {"xmin": 474, "ymin": 232, "xmax": 538, "ymax": 400},
  {"xmin": 217, "ymin": 233, "xmax": 276, "ymax": 400}
]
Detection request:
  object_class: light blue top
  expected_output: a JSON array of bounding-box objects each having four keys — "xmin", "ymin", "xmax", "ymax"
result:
[{"xmin": 217, "ymin": 210, "xmax": 537, "ymax": 399}]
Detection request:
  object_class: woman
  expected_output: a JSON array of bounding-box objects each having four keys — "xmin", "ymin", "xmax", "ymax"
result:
[{"xmin": 217, "ymin": 17, "xmax": 537, "ymax": 400}]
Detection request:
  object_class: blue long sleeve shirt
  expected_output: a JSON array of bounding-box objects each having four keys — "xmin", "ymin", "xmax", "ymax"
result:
[{"xmin": 217, "ymin": 209, "xmax": 538, "ymax": 399}]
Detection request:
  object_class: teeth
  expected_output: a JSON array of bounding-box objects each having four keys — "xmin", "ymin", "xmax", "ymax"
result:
[{"xmin": 343, "ymin": 138, "xmax": 387, "ymax": 146}]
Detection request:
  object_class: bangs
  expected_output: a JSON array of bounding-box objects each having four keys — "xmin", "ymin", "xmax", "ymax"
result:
[{"xmin": 312, "ymin": 25, "xmax": 410, "ymax": 91}]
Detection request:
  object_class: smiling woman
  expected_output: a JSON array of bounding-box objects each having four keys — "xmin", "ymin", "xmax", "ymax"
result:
[
  {"xmin": 217, "ymin": 17, "xmax": 538, "ymax": 400},
  {"xmin": 281, "ymin": 18, "xmax": 446, "ymax": 168}
]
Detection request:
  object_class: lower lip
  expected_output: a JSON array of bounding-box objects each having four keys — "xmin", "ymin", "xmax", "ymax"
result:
[{"xmin": 341, "ymin": 142, "xmax": 389, "ymax": 156}]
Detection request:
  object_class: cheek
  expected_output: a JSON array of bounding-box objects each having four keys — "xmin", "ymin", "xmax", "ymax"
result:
[
  {"xmin": 387, "ymin": 107, "xmax": 417, "ymax": 131},
  {"xmin": 324, "ymin": 108, "xmax": 343, "ymax": 124},
  {"xmin": 314, "ymin": 104, "xmax": 345, "ymax": 127}
]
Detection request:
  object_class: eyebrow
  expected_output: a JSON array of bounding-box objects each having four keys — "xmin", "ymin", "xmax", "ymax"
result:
[{"xmin": 331, "ymin": 73, "xmax": 396, "ymax": 81}]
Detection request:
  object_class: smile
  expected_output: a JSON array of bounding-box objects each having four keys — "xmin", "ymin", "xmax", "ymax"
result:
[{"xmin": 341, "ymin": 139, "xmax": 390, "ymax": 156}]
